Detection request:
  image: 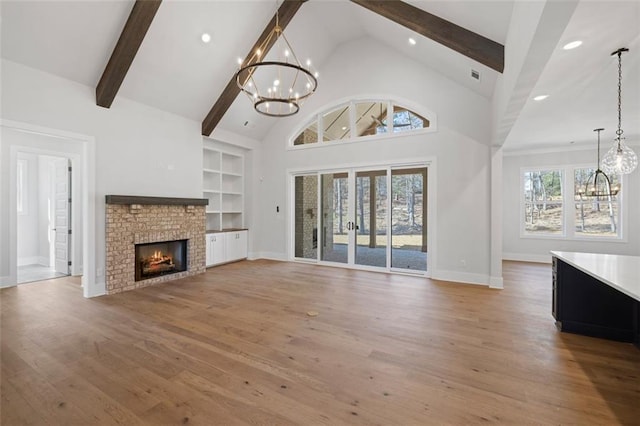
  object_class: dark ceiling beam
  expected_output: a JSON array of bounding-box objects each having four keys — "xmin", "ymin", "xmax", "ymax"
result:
[
  {"xmin": 96, "ymin": 0, "xmax": 162, "ymax": 108},
  {"xmin": 350, "ymin": 0, "xmax": 504, "ymax": 73},
  {"xmin": 201, "ymin": 0, "xmax": 307, "ymax": 137}
]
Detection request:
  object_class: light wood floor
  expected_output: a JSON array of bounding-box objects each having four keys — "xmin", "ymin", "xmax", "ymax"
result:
[{"xmin": 1, "ymin": 260, "xmax": 639, "ymax": 425}]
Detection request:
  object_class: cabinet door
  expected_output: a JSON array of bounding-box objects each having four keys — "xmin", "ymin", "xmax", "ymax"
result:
[
  {"xmin": 205, "ymin": 234, "xmax": 214, "ymax": 267},
  {"xmin": 225, "ymin": 231, "xmax": 247, "ymax": 261},
  {"xmin": 211, "ymin": 234, "xmax": 226, "ymax": 265}
]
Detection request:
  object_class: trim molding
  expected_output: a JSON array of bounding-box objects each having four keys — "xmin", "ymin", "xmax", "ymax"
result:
[
  {"xmin": 17, "ymin": 256, "xmax": 49, "ymax": 267},
  {"xmin": 503, "ymin": 252, "xmax": 552, "ymax": 264},
  {"xmin": 425, "ymin": 269, "xmax": 490, "ymax": 287},
  {"xmin": 489, "ymin": 276, "xmax": 504, "ymax": 289}
]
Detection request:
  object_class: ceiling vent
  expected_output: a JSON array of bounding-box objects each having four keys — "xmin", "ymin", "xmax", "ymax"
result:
[{"xmin": 471, "ymin": 69, "xmax": 481, "ymax": 81}]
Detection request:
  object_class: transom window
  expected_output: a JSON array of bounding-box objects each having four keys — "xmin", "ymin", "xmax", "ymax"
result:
[{"xmin": 293, "ymin": 100, "xmax": 432, "ymax": 146}]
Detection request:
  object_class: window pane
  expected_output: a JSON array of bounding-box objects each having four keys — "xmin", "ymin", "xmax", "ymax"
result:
[
  {"xmin": 391, "ymin": 168, "xmax": 427, "ymax": 271},
  {"xmin": 574, "ymin": 168, "xmax": 620, "ymax": 237},
  {"xmin": 293, "ymin": 120, "xmax": 318, "ymax": 145},
  {"xmin": 392, "ymin": 105, "xmax": 429, "ymax": 133},
  {"xmin": 523, "ymin": 170, "xmax": 563, "ymax": 234},
  {"xmin": 322, "ymin": 106, "xmax": 350, "ymax": 141},
  {"xmin": 294, "ymin": 175, "xmax": 318, "ymax": 259},
  {"xmin": 354, "ymin": 101, "xmax": 388, "ymax": 136}
]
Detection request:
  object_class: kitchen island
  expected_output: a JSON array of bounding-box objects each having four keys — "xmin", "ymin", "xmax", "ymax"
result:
[{"xmin": 551, "ymin": 251, "xmax": 639, "ymax": 346}]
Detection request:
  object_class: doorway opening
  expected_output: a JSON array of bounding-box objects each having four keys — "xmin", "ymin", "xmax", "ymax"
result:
[
  {"xmin": 16, "ymin": 153, "xmax": 72, "ymax": 284},
  {"xmin": 292, "ymin": 163, "xmax": 430, "ymax": 274}
]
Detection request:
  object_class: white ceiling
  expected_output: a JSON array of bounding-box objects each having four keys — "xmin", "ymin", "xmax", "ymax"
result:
[
  {"xmin": 504, "ymin": 0, "xmax": 640, "ymax": 151},
  {"xmin": 1, "ymin": 1, "xmax": 638, "ymax": 152}
]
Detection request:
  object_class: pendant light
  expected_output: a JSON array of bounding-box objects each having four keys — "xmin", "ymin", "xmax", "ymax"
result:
[
  {"xmin": 602, "ymin": 48, "xmax": 638, "ymax": 175},
  {"xmin": 578, "ymin": 128, "xmax": 619, "ymax": 198}
]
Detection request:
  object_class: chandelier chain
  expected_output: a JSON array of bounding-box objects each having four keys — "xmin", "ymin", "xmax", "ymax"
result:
[{"xmin": 616, "ymin": 50, "xmax": 623, "ymax": 138}]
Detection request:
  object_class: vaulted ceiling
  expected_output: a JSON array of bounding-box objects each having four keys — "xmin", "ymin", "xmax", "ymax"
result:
[{"xmin": 1, "ymin": 1, "xmax": 638, "ymax": 151}]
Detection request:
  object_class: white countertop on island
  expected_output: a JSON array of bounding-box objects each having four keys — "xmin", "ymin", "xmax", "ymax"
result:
[{"xmin": 550, "ymin": 251, "xmax": 640, "ymax": 302}]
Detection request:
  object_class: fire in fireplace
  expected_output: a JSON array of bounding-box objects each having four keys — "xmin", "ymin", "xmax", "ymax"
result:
[{"xmin": 135, "ymin": 239, "xmax": 187, "ymax": 281}]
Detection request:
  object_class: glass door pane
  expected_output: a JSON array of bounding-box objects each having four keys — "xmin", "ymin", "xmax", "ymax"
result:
[
  {"xmin": 355, "ymin": 170, "xmax": 388, "ymax": 268},
  {"xmin": 320, "ymin": 173, "xmax": 349, "ymax": 263},
  {"xmin": 294, "ymin": 175, "xmax": 318, "ymax": 260},
  {"xmin": 391, "ymin": 168, "xmax": 427, "ymax": 271}
]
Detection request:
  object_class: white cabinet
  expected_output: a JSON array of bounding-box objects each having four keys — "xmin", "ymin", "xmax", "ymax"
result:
[
  {"xmin": 202, "ymin": 144, "xmax": 244, "ymax": 231},
  {"xmin": 205, "ymin": 233, "xmax": 226, "ymax": 267},
  {"xmin": 225, "ymin": 231, "xmax": 248, "ymax": 262},
  {"xmin": 205, "ymin": 230, "xmax": 248, "ymax": 267}
]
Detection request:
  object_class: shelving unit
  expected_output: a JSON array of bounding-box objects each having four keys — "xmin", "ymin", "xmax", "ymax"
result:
[{"xmin": 202, "ymin": 146, "xmax": 244, "ymax": 231}]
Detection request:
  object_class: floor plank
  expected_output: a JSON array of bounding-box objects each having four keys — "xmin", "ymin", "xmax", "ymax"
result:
[{"xmin": 1, "ymin": 260, "xmax": 639, "ymax": 424}]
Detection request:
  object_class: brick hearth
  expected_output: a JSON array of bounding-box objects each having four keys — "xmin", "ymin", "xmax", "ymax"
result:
[{"xmin": 105, "ymin": 196, "xmax": 207, "ymax": 294}]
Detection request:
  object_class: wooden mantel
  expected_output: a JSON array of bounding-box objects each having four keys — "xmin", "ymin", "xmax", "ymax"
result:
[{"xmin": 105, "ymin": 195, "xmax": 208, "ymax": 206}]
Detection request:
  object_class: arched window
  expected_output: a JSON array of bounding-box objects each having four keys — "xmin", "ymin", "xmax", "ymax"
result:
[{"xmin": 292, "ymin": 99, "xmax": 433, "ymax": 146}]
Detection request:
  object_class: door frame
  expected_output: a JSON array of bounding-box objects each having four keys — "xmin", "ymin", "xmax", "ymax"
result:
[
  {"xmin": 287, "ymin": 157, "xmax": 436, "ymax": 277},
  {"xmin": 2, "ymin": 119, "xmax": 98, "ymax": 297}
]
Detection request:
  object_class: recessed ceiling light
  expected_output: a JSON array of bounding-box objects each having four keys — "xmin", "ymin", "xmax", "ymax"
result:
[
  {"xmin": 533, "ymin": 95, "xmax": 548, "ymax": 101},
  {"xmin": 341, "ymin": 126, "xmax": 347, "ymax": 131},
  {"xmin": 201, "ymin": 33, "xmax": 211, "ymax": 43},
  {"xmin": 408, "ymin": 37, "xmax": 416, "ymax": 46},
  {"xmin": 563, "ymin": 40, "xmax": 582, "ymax": 50}
]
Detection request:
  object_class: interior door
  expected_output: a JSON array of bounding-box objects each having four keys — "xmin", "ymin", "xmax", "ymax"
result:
[{"xmin": 53, "ymin": 158, "xmax": 70, "ymax": 274}]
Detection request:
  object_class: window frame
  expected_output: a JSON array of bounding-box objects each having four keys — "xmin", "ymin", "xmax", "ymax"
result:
[
  {"xmin": 519, "ymin": 164, "xmax": 626, "ymax": 241},
  {"xmin": 520, "ymin": 168, "xmax": 566, "ymax": 238},
  {"xmin": 289, "ymin": 98, "xmax": 436, "ymax": 150}
]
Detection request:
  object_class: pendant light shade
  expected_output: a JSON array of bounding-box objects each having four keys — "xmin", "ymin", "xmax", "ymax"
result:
[
  {"xmin": 602, "ymin": 48, "xmax": 637, "ymax": 175},
  {"xmin": 602, "ymin": 142, "xmax": 638, "ymax": 175}
]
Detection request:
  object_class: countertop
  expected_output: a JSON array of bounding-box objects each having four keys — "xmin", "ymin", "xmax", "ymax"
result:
[
  {"xmin": 206, "ymin": 228, "xmax": 248, "ymax": 234},
  {"xmin": 551, "ymin": 251, "xmax": 640, "ymax": 301}
]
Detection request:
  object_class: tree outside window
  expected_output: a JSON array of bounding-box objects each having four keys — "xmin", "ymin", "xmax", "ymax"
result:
[
  {"xmin": 523, "ymin": 170, "xmax": 563, "ymax": 235},
  {"xmin": 574, "ymin": 168, "xmax": 620, "ymax": 237}
]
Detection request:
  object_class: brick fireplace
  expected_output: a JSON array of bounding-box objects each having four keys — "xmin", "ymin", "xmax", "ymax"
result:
[{"xmin": 105, "ymin": 195, "xmax": 207, "ymax": 294}]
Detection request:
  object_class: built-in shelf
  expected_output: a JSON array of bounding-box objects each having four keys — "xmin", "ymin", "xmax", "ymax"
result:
[{"xmin": 202, "ymin": 144, "xmax": 244, "ymax": 231}]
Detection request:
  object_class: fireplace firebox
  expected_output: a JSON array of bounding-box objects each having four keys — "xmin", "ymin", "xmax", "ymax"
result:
[{"xmin": 135, "ymin": 239, "xmax": 187, "ymax": 281}]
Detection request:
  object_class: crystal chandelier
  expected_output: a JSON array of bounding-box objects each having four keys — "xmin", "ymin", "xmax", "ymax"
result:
[
  {"xmin": 235, "ymin": 11, "xmax": 317, "ymax": 117},
  {"xmin": 602, "ymin": 48, "xmax": 638, "ymax": 175}
]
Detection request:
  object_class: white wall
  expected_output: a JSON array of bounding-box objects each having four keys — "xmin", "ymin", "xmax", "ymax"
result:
[
  {"xmin": 16, "ymin": 152, "xmax": 40, "ymax": 264},
  {"xmin": 503, "ymin": 147, "xmax": 640, "ymax": 261},
  {"xmin": 252, "ymin": 38, "xmax": 494, "ymax": 285},
  {"xmin": 38, "ymin": 156, "xmax": 53, "ymax": 266},
  {"xmin": 1, "ymin": 59, "xmax": 203, "ymax": 295}
]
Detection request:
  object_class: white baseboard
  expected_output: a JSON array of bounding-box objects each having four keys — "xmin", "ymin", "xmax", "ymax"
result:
[
  {"xmin": 85, "ymin": 277, "xmax": 106, "ymax": 298},
  {"xmin": 431, "ymin": 269, "xmax": 490, "ymax": 287},
  {"xmin": 489, "ymin": 276, "xmax": 504, "ymax": 289},
  {"xmin": 503, "ymin": 252, "xmax": 552, "ymax": 264},
  {"xmin": 0, "ymin": 275, "xmax": 16, "ymax": 287},
  {"xmin": 252, "ymin": 252, "xmax": 287, "ymax": 262},
  {"xmin": 17, "ymin": 256, "xmax": 48, "ymax": 267}
]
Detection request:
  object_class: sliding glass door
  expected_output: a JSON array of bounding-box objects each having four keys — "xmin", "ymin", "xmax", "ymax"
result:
[
  {"xmin": 320, "ymin": 172, "xmax": 350, "ymax": 264},
  {"xmin": 355, "ymin": 170, "xmax": 388, "ymax": 268},
  {"xmin": 293, "ymin": 165, "xmax": 428, "ymax": 273},
  {"xmin": 390, "ymin": 168, "xmax": 427, "ymax": 271}
]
